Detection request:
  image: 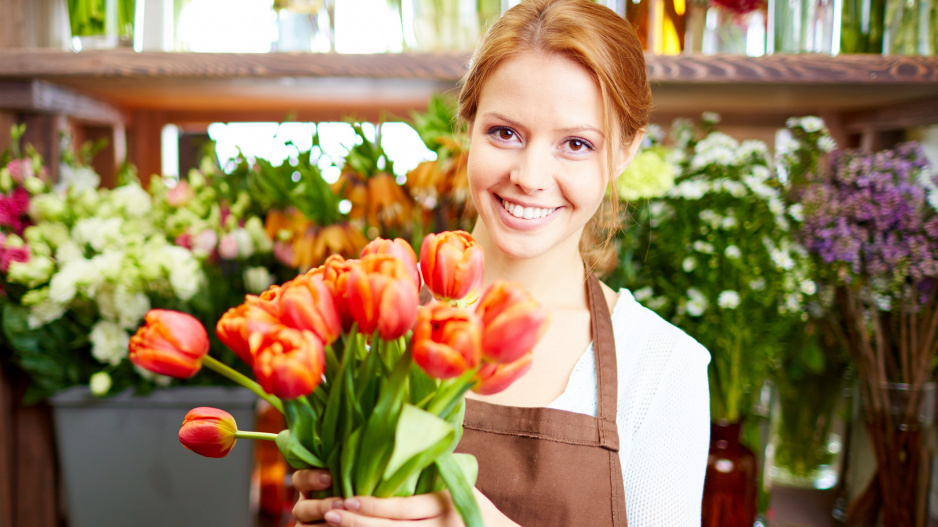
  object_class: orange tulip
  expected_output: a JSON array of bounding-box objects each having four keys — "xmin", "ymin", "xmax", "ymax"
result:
[
  {"xmin": 129, "ymin": 309, "xmax": 210, "ymax": 378},
  {"xmin": 475, "ymin": 281, "xmax": 549, "ymax": 364},
  {"xmin": 471, "ymin": 354, "xmax": 533, "ymax": 395},
  {"xmin": 320, "ymin": 254, "xmax": 358, "ymax": 330},
  {"xmin": 412, "ymin": 303, "xmax": 482, "ymax": 379},
  {"xmin": 346, "ymin": 254, "xmax": 419, "ymax": 340},
  {"xmin": 178, "ymin": 407, "xmax": 238, "ymax": 458},
  {"xmin": 367, "ymin": 172, "xmax": 414, "ymax": 230},
  {"xmin": 216, "ymin": 300, "xmax": 281, "ymax": 366},
  {"xmin": 250, "ymin": 326, "xmax": 326, "ymax": 400},
  {"xmin": 361, "ymin": 237, "xmax": 420, "ymax": 290},
  {"xmin": 419, "ymin": 231, "xmax": 484, "ymax": 303},
  {"xmin": 279, "ymin": 274, "xmax": 342, "ymax": 346}
]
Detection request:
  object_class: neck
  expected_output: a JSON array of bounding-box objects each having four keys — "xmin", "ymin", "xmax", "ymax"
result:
[{"xmin": 471, "ymin": 224, "xmax": 589, "ymax": 311}]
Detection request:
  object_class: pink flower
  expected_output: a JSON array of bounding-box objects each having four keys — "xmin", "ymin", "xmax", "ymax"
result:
[
  {"xmin": 1, "ymin": 246, "xmax": 30, "ymax": 273},
  {"xmin": 175, "ymin": 232, "xmax": 193, "ymax": 249},
  {"xmin": 193, "ymin": 230, "xmax": 219, "ymax": 254},
  {"xmin": 167, "ymin": 181, "xmax": 195, "ymax": 207},
  {"xmin": 0, "ymin": 188, "xmax": 29, "ymax": 234},
  {"xmin": 274, "ymin": 240, "xmax": 295, "ymax": 267},
  {"xmin": 217, "ymin": 233, "xmax": 239, "ymax": 260},
  {"xmin": 6, "ymin": 159, "xmax": 33, "ymax": 184}
]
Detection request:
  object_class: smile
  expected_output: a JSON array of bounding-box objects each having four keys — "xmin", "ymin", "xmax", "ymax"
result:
[{"xmin": 501, "ymin": 198, "xmax": 557, "ymax": 220}]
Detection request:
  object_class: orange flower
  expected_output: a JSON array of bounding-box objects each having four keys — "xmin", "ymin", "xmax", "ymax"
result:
[
  {"xmin": 346, "ymin": 254, "xmax": 419, "ymax": 340},
  {"xmin": 367, "ymin": 172, "xmax": 414, "ymax": 230},
  {"xmin": 279, "ymin": 274, "xmax": 342, "ymax": 346},
  {"xmin": 250, "ymin": 326, "xmax": 326, "ymax": 399},
  {"xmin": 471, "ymin": 354, "xmax": 533, "ymax": 395},
  {"xmin": 361, "ymin": 237, "xmax": 420, "ymax": 290},
  {"xmin": 216, "ymin": 300, "xmax": 282, "ymax": 366},
  {"xmin": 320, "ymin": 254, "xmax": 358, "ymax": 330},
  {"xmin": 412, "ymin": 303, "xmax": 482, "ymax": 379},
  {"xmin": 475, "ymin": 281, "xmax": 549, "ymax": 364},
  {"xmin": 178, "ymin": 407, "xmax": 238, "ymax": 458},
  {"xmin": 129, "ymin": 309, "xmax": 210, "ymax": 378},
  {"xmin": 419, "ymin": 231, "xmax": 484, "ymax": 303},
  {"xmin": 308, "ymin": 223, "xmax": 369, "ymax": 269}
]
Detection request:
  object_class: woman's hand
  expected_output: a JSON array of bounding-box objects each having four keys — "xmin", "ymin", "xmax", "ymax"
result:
[{"xmin": 292, "ymin": 469, "xmax": 519, "ymax": 527}]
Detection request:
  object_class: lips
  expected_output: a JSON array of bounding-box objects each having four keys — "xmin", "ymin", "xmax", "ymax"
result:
[
  {"xmin": 500, "ymin": 198, "xmax": 557, "ymax": 220},
  {"xmin": 494, "ymin": 195, "xmax": 560, "ymax": 231}
]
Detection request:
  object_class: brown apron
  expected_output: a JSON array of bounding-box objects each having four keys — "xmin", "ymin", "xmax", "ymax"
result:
[{"xmin": 455, "ymin": 273, "xmax": 627, "ymax": 526}]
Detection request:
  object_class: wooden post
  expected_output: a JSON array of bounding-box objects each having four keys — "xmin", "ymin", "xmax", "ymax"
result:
[{"xmin": 130, "ymin": 110, "xmax": 167, "ymax": 186}]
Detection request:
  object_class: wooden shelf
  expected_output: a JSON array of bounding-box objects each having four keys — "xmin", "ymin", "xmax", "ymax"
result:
[{"xmin": 1, "ymin": 50, "xmax": 937, "ymax": 125}]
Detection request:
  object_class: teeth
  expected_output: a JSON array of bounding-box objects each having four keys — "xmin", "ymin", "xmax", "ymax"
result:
[{"xmin": 501, "ymin": 199, "xmax": 556, "ymax": 220}]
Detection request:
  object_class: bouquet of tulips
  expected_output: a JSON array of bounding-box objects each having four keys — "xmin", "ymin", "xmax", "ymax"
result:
[{"xmin": 128, "ymin": 231, "xmax": 547, "ymax": 527}]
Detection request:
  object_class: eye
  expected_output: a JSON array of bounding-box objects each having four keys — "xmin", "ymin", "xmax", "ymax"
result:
[
  {"xmin": 487, "ymin": 126, "xmax": 518, "ymax": 143},
  {"xmin": 565, "ymin": 138, "xmax": 595, "ymax": 153}
]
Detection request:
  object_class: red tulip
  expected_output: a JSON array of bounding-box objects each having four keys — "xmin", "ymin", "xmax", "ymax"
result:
[
  {"xmin": 129, "ymin": 309, "xmax": 210, "ymax": 378},
  {"xmin": 412, "ymin": 303, "xmax": 482, "ymax": 379},
  {"xmin": 179, "ymin": 407, "xmax": 238, "ymax": 458},
  {"xmin": 250, "ymin": 326, "xmax": 326, "ymax": 399},
  {"xmin": 279, "ymin": 274, "xmax": 342, "ymax": 346},
  {"xmin": 361, "ymin": 237, "xmax": 420, "ymax": 290},
  {"xmin": 419, "ymin": 231, "xmax": 484, "ymax": 303},
  {"xmin": 346, "ymin": 254, "xmax": 419, "ymax": 340},
  {"xmin": 471, "ymin": 354, "xmax": 533, "ymax": 395},
  {"xmin": 475, "ymin": 281, "xmax": 549, "ymax": 364},
  {"xmin": 216, "ymin": 300, "xmax": 281, "ymax": 366},
  {"xmin": 320, "ymin": 254, "xmax": 358, "ymax": 330}
]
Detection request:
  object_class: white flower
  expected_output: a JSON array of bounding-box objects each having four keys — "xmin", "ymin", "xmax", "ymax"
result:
[
  {"xmin": 699, "ymin": 209, "xmax": 722, "ymax": 229},
  {"xmin": 244, "ymin": 216, "xmax": 274, "ymax": 254},
  {"xmin": 233, "ymin": 228, "xmax": 255, "ymax": 258},
  {"xmin": 6, "ymin": 256, "xmax": 55, "ymax": 287},
  {"xmin": 56, "ymin": 164, "xmax": 100, "ymax": 193},
  {"xmin": 632, "ymin": 286, "xmax": 654, "ymax": 302},
  {"xmin": 721, "ymin": 216, "xmax": 738, "ymax": 229},
  {"xmin": 788, "ymin": 203, "xmax": 804, "ymax": 222},
  {"xmin": 739, "ymin": 140, "xmax": 769, "ymax": 160},
  {"xmin": 243, "ymin": 266, "xmax": 275, "ymax": 295},
  {"xmin": 801, "ymin": 280, "xmax": 818, "ymax": 296},
  {"xmin": 669, "ymin": 178, "xmax": 709, "ymax": 200},
  {"xmin": 818, "ymin": 135, "xmax": 837, "ymax": 153},
  {"xmin": 702, "ymin": 112, "xmax": 721, "ymax": 124},
  {"xmin": 686, "ymin": 288, "xmax": 708, "ymax": 317},
  {"xmin": 725, "ymin": 245, "xmax": 741, "ymax": 259},
  {"xmin": 116, "ymin": 288, "xmax": 151, "ymax": 330},
  {"xmin": 49, "ymin": 260, "xmax": 88, "ymax": 304},
  {"xmin": 693, "ymin": 241, "xmax": 715, "ymax": 254},
  {"xmin": 90, "ymin": 320, "xmax": 130, "ymax": 365},
  {"xmin": 162, "ymin": 246, "xmax": 203, "ymax": 301},
  {"xmin": 720, "ymin": 180, "xmax": 747, "ymax": 198},
  {"xmin": 749, "ymin": 278, "xmax": 766, "ymax": 291},
  {"xmin": 27, "ymin": 297, "xmax": 67, "ymax": 328},
  {"xmin": 89, "ymin": 371, "xmax": 113, "ymax": 397},
  {"xmin": 109, "ymin": 184, "xmax": 152, "ymax": 218},
  {"xmin": 718, "ymin": 290, "xmax": 740, "ymax": 309},
  {"xmin": 682, "ymin": 256, "xmax": 698, "ymax": 272},
  {"xmin": 29, "ymin": 194, "xmax": 68, "ymax": 223},
  {"xmin": 800, "ymin": 116, "xmax": 825, "ymax": 133},
  {"xmin": 647, "ymin": 296, "xmax": 669, "ymax": 311},
  {"xmin": 768, "ymin": 197, "xmax": 785, "ymax": 215},
  {"xmin": 772, "ymin": 249, "xmax": 796, "ymax": 270}
]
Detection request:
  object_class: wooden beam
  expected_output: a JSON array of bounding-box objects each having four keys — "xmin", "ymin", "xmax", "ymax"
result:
[
  {"xmin": 0, "ymin": 80, "xmax": 126, "ymax": 125},
  {"xmin": 130, "ymin": 110, "xmax": 167, "ymax": 185},
  {"xmin": 841, "ymin": 97, "xmax": 938, "ymax": 133}
]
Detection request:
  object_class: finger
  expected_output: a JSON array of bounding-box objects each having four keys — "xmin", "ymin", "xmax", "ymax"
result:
[
  {"xmin": 342, "ymin": 491, "xmax": 453, "ymax": 520},
  {"xmin": 293, "ymin": 497, "xmax": 345, "ymax": 524},
  {"xmin": 322, "ymin": 510, "xmax": 414, "ymax": 527},
  {"xmin": 293, "ymin": 469, "xmax": 334, "ymax": 496}
]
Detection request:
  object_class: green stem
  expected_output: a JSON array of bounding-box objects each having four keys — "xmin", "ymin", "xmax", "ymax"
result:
[
  {"xmin": 234, "ymin": 430, "xmax": 279, "ymax": 441},
  {"xmin": 202, "ymin": 355, "xmax": 284, "ymax": 414}
]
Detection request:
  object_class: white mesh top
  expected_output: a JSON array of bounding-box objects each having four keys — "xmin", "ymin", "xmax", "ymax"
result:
[{"xmin": 546, "ymin": 289, "xmax": 711, "ymax": 526}]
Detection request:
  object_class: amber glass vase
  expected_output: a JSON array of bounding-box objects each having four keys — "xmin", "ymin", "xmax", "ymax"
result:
[{"xmin": 702, "ymin": 421, "xmax": 758, "ymax": 527}]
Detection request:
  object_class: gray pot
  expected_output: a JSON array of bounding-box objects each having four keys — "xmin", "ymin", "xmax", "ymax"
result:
[{"xmin": 50, "ymin": 386, "xmax": 258, "ymax": 527}]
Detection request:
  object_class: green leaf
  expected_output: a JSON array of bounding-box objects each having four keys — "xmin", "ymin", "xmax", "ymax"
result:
[
  {"xmin": 276, "ymin": 429, "xmax": 325, "ymax": 470},
  {"xmin": 435, "ymin": 452, "xmax": 483, "ymax": 527},
  {"xmin": 340, "ymin": 427, "xmax": 362, "ymax": 497},
  {"xmin": 375, "ymin": 403, "xmax": 454, "ymax": 497},
  {"xmin": 284, "ymin": 399, "xmax": 320, "ymax": 457}
]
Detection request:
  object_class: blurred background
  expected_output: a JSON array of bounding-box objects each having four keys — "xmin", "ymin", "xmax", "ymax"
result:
[{"xmin": 0, "ymin": 0, "xmax": 937, "ymax": 526}]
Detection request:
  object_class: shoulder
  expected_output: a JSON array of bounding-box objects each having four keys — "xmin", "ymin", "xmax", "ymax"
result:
[{"xmin": 610, "ymin": 288, "xmax": 711, "ymax": 367}]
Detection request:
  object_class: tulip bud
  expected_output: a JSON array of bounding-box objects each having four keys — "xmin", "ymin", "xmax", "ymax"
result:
[
  {"xmin": 320, "ymin": 254, "xmax": 358, "ymax": 330},
  {"xmin": 475, "ymin": 281, "xmax": 548, "ymax": 364},
  {"xmin": 412, "ymin": 303, "xmax": 482, "ymax": 379},
  {"xmin": 472, "ymin": 354, "xmax": 533, "ymax": 395},
  {"xmin": 419, "ymin": 231, "xmax": 484, "ymax": 303},
  {"xmin": 179, "ymin": 407, "xmax": 238, "ymax": 458},
  {"xmin": 346, "ymin": 255, "xmax": 419, "ymax": 340},
  {"xmin": 279, "ymin": 274, "xmax": 342, "ymax": 345},
  {"xmin": 129, "ymin": 309, "xmax": 210, "ymax": 378},
  {"xmin": 361, "ymin": 237, "xmax": 420, "ymax": 290},
  {"xmin": 250, "ymin": 326, "xmax": 326, "ymax": 399}
]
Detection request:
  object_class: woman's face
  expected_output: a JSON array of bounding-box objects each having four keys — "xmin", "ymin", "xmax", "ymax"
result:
[{"xmin": 467, "ymin": 52, "xmax": 622, "ymax": 264}]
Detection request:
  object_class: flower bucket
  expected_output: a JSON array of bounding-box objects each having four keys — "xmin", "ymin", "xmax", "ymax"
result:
[{"xmin": 50, "ymin": 386, "xmax": 257, "ymax": 527}]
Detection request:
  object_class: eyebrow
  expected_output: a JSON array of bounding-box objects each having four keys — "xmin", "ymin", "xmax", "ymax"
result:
[{"xmin": 483, "ymin": 112, "xmax": 605, "ymax": 138}]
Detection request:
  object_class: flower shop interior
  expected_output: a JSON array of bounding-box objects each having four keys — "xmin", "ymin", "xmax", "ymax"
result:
[{"xmin": 1, "ymin": 0, "xmax": 938, "ymax": 526}]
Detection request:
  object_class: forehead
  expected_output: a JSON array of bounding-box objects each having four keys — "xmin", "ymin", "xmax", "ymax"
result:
[{"xmin": 476, "ymin": 52, "xmax": 606, "ymax": 131}]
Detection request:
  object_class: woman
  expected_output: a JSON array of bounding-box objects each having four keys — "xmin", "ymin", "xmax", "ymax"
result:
[{"xmin": 293, "ymin": 0, "xmax": 711, "ymax": 524}]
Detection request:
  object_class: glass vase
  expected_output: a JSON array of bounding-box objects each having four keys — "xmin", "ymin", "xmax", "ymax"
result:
[
  {"xmin": 702, "ymin": 420, "xmax": 758, "ymax": 527},
  {"xmin": 700, "ymin": 4, "xmax": 768, "ymax": 55},
  {"xmin": 861, "ymin": 383, "xmax": 936, "ymax": 527},
  {"xmin": 768, "ymin": 372, "xmax": 847, "ymax": 490},
  {"xmin": 626, "ymin": 0, "xmax": 652, "ymax": 50},
  {"xmin": 654, "ymin": 0, "xmax": 688, "ymax": 53},
  {"xmin": 274, "ymin": 0, "xmax": 335, "ymax": 52},
  {"xmin": 883, "ymin": 0, "xmax": 937, "ymax": 55},
  {"xmin": 401, "ymin": 0, "xmax": 486, "ymax": 51},
  {"xmin": 67, "ymin": 0, "xmax": 137, "ymax": 51},
  {"xmin": 769, "ymin": 0, "xmax": 839, "ymax": 53},
  {"xmin": 840, "ymin": 0, "xmax": 886, "ymax": 52}
]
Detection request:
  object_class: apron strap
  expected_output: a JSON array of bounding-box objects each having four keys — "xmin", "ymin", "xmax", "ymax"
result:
[{"xmin": 586, "ymin": 272, "xmax": 619, "ymax": 451}]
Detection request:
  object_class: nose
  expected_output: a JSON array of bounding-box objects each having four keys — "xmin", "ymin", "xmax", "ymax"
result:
[{"xmin": 509, "ymin": 144, "xmax": 554, "ymax": 193}]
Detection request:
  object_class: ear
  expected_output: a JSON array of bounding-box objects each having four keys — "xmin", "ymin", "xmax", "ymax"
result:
[{"xmin": 612, "ymin": 129, "xmax": 646, "ymax": 181}]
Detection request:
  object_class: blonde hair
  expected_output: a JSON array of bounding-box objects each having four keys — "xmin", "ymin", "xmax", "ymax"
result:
[{"xmin": 457, "ymin": 0, "xmax": 651, "ymax": 274}]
